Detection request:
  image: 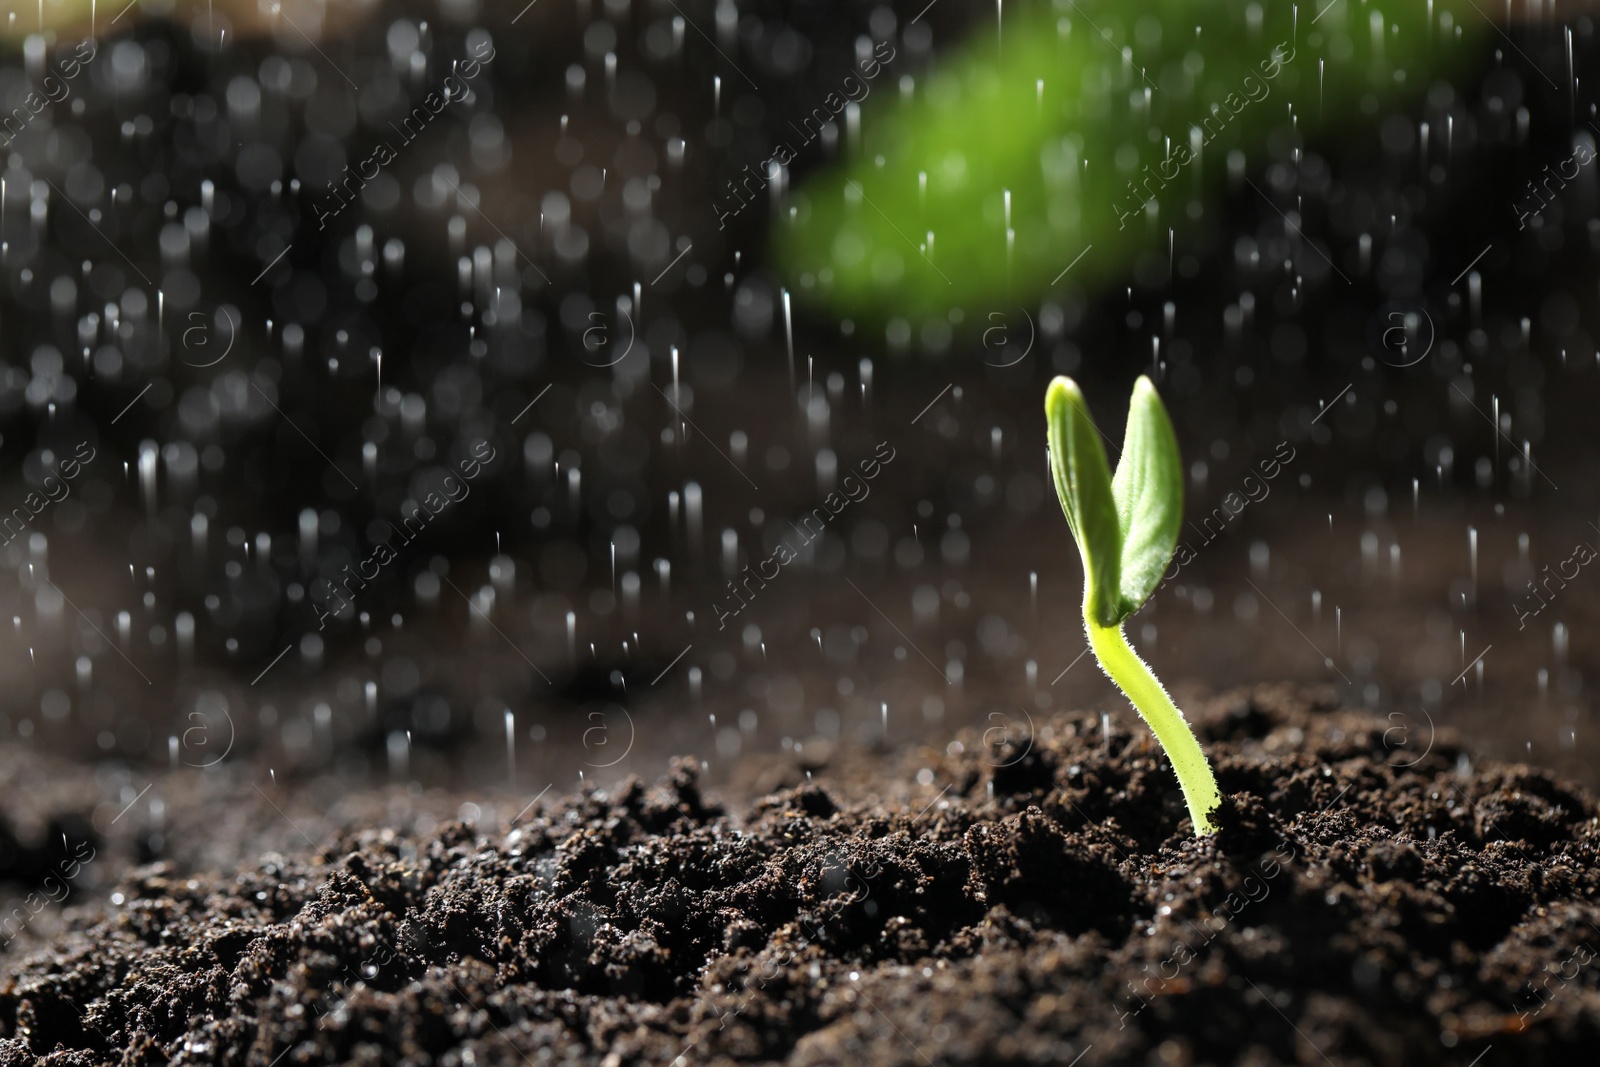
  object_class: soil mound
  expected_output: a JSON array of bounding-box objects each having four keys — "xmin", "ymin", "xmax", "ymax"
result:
[{"xmin": 3, "ymin": 685, "xmax": 1596, "ymax": 1066}]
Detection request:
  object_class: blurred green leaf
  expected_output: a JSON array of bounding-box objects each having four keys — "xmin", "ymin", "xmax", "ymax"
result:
[{"xmin": 777, "ymin": 0, "xmax": 1484, "ymax": 326}]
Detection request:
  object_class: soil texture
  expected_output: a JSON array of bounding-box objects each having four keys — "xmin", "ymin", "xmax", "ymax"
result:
[{"xmin": 3, "ymin": 684, "xmax": 1598, "ymax": 1066}]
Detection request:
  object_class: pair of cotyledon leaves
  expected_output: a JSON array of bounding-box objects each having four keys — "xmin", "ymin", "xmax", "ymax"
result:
[{"xmin": 1046, "ymin": 376, "xmax": 1182, "ymax": 630}]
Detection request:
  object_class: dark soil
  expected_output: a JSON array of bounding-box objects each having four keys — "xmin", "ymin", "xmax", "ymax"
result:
[{"xmin": 2, "ymin": 684, "xmax": 1597, "ymax": 1066}]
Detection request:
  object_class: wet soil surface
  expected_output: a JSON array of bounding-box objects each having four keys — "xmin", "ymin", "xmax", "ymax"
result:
[{"xmin": 3, "ymin": 684, "xmax": 1598, "ymax": 1066}]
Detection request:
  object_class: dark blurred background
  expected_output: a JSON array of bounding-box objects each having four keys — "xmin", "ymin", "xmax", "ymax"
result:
[{"xmin": 0, "ymin": 0, "xmax": 1596, "ymax": 900}]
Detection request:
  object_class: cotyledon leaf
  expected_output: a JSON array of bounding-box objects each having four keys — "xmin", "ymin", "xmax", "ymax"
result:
[
  {"xmin": 1045, "ymin": 376, "xmax": 1121, "ymax": 628},
  {"xmin": 1110, "ymin": 376, "xmax": 1184, "ymax": 619}
]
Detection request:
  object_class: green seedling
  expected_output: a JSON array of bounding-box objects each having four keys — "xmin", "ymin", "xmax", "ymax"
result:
[{"xmin": 1046, "ymin": 376, "xmax": 1220, "ymax": 835}]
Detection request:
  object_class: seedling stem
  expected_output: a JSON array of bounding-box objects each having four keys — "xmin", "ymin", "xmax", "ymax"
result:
[{"xmin": 1086, "ymin": 618, "xmax": 1220, "ymax": 834}]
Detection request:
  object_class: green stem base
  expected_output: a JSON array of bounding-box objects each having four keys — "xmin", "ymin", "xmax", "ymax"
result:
[{"xmin": 1086, "ymin": 619, "xmax": 1222, "ymax": 835}]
